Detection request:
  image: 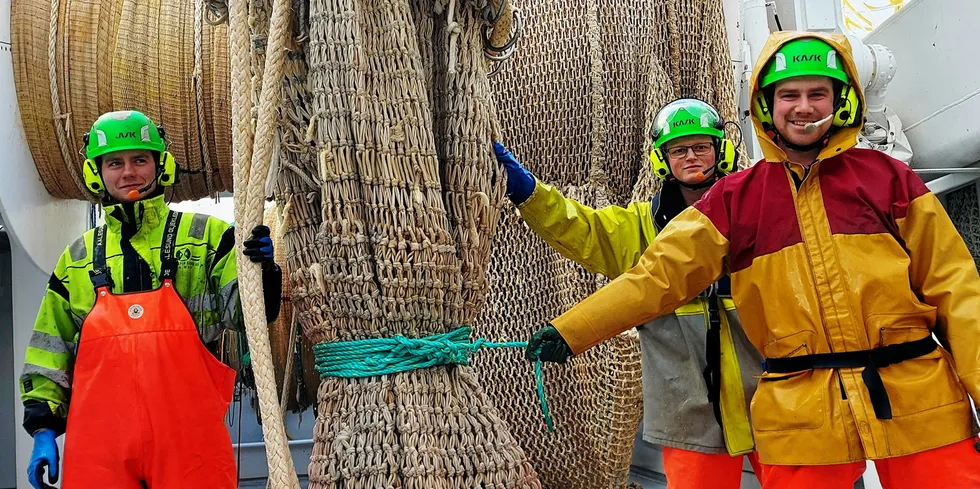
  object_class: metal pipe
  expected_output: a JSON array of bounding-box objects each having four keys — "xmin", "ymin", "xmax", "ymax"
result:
[
  {"xmin": 234, "ymin": 438, "xmax": 315, "ymax": 450},
  {"xmin": 912, "ymin": 168, "xmax": 980, "ymax": 174},
  {"xmin": 740, "ymin": 0, "xmax": 770, "ymax": 162},
  {"xmin": 925, "ymin": 171, "xmax": 980, "ymax": 196}
]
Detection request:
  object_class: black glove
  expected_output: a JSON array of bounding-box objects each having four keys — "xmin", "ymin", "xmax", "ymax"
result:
[
  {"xmin": 243, "ymin": 225, "xmax": 274, "ymax": 264},
  {"xmin": 241, "ymin": 225, "xmax": 282, "ymax": 323},
  {"xmin": 525, "ymin": 324, "xmax": 574, "ymax": 363},
  {"xmin": 262, "ymin": 262, "xmax": 282, "ymax": 324}
]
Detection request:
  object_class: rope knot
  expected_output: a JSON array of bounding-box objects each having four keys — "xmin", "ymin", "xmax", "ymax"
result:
[{"xmin": 313, "ymin": 326, "xmax": 555, "ymax": 431}]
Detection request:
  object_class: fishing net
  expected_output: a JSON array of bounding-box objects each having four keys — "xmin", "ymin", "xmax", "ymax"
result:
[
  {"xmin": 282, "ymin": 0, "xmax": 742, "ymax": 486},
  {"xmin": 470, "ymin": 0, "xmax": 742, "ymax": 487},
  {"xmin": 946, "ymin": 185, "xmax": 980, "ymax": 269},
  {"xmin": 273, "ymin": 0, "xmax": 540, "ymax": 487}
]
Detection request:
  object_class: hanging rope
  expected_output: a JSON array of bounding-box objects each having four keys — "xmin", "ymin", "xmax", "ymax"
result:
[
  {"xmin": 48, "ymin": 0, "xmax": 90, "ymax": 200},
  {"xmin": 313, "ymin": 327, "xmax": 555, "ymax": 432},
  {"xmin": 229, "ymin": 0, "xmax": 299, "ymax": 486},
  {"xmin": 194, "ymin": 0, "xmax": 216, "ymax": 198}
]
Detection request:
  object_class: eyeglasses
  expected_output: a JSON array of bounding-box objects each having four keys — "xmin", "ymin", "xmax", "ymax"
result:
[{"xmin": 665, "ymin": 143, "xmax": 714, "ymax": 160}]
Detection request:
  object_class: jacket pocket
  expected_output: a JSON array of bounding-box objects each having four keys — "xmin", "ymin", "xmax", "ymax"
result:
[
  {"xmin": 873, "ymin": 321, "xmax": 965, "ymax": 418},
  {"xmin": 752, "ymin": 330, "xmax": 829, "ymax": 432}
]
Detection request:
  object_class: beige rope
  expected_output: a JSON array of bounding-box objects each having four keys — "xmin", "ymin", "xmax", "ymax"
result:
[
  {"xmin": 195, "ymin": 0, "xmax": 216, "ymax": 198},
  {"xmin": 230, "ymin": 0, "xmax": 299, "ymax": 485},
  {"xmin": 48, "ymin": 0, "xmax": 89, "ymax": 200},
  {"xmin": 445, "ymin": 0, "xmax": 461, "ymax": 75}
]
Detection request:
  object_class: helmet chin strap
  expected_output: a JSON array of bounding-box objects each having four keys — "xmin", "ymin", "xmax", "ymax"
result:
[{"xmin": 774, "ymin": 131, "xmax": 831, "ymax": 153}]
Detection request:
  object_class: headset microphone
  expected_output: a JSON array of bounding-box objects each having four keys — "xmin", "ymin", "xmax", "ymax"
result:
[
  {"xmin": 693, "ymin": 167, "xmax": 715, "ymax": 182},
  {"xmin": 803, "ymin": 114, "xmax": 834, "ymax": 134},
  {"xmin": 127, "ymin": 181, "xmax": 155, "ymax": 201}
]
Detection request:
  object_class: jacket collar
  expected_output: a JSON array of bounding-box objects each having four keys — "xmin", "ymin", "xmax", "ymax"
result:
[
  {"xmin": 104, "ymin": 194, "xmax": 170, "ymax": 235},
  {"xmin": 650, "ymin": 181, "xmax": 689, "ymax": 232}
]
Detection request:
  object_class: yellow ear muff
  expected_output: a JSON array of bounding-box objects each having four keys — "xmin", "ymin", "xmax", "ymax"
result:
[
  {"xmin": 751, "ymin": 92, "xmax": 775, "ymax": 134},
  {"xmin": 649, "ymin": 147, "xmax": 671, "ymax": 180},
  {"xmin": 832, "ymin": 84, "xmax": 861, "ymax": 128},
  {"xmin": 157, "ymin": 151, "xmax": 178, "ymax": 187},
  {"xmin": 82, "ymin": 158, "xmax": 104, "ymax": 194},
  {"xmin": 716, "ymin": 139, "xmax": 737, "ymax": 174}
]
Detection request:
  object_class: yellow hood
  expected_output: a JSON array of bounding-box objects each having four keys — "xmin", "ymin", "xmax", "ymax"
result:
[{"xmin": 750, "ymin": 31, "xmax": 865, "ymax": 163}]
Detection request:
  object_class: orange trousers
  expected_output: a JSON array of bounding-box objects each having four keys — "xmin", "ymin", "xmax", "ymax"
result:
[
  {"xmin": 662, "ymin": 447, "xmax": 764, "ymax": 489},
  {"xmin": 61, "ymin": 276, "xmax": 237, "ymax": 488},
  {"xmin": 760, "ymin": 437, "xmax": 980, "ymax": 489}
]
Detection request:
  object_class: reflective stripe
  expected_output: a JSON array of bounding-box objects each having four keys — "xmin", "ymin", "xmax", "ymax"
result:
[
  {"xmin": 184, "ymin": 292, "xmax": 218, "ymax": 313},
  {"xmin": 21, "ymin": 364, "xmax": 71, "ymax": 389},
  {"xmin": 69, "ymin": 236, "xmax": 88, "ymax": 262},
  {"xmin": 218, "ymin": 280, "xmax": 240, "ymax": 330},
  {"xmin": 28, "ymin": 331, "xmax": 75, "ymax": 356},
  {"xmin": 189, "ymin": 213, "xmax": 209, "ymax": 240},
  {"xmin": 675, "ymin": 298, "xmax": 737, "ymax": 316}
]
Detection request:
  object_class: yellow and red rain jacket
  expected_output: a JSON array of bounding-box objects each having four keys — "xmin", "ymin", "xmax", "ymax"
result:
[{"xmin": 549, "ymin": 31, "xmax": 980, "ymax": 465}]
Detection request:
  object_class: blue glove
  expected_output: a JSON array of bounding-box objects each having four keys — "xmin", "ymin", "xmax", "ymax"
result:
[
  {"xmin": 493, "ymin": 142, "xmax": 536, "ymax": 205},
  {"xmin": 243, "ymin": 225, "xmax": 274, "ymax": 264},
  {"xmin": 28, "ymin": 429, "xmax": 59, "ymax": 489}
]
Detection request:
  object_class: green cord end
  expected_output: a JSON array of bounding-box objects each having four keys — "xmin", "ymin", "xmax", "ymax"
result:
[{"xmin": 535, "ymin": 360, "xmax": 554, "ymax": 432}]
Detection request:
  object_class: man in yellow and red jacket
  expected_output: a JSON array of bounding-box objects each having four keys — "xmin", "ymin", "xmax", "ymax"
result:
[{"xmin": 525, "ymin": 31, "xmax": 980, "ymax": 489}]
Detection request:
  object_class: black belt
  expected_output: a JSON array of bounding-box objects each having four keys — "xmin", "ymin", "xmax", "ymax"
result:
[
  {"xmin": 763, "ymin": 336, "xmax": 938, "ymax": 420},
  {"xmin": 702, "ymin": 287, "xmax": 723, "ymax": 427}
]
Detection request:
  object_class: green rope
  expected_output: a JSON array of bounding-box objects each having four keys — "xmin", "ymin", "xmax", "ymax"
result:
[{"xmin": 313, "ymin": 326, "xmax": 555, "ymax": 432}]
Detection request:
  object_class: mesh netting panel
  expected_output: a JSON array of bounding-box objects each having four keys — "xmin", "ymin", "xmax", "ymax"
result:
[
  {"xmin": 286, "ymin": 0, "xmax": 540, "ymax": 487},
  {"xmin": 945, "ymin": 185, "xmax": 980, "ymax": 270},
  {"xmin": 475, "ymin": 1, "xmax": 741, "ymax": 488}
]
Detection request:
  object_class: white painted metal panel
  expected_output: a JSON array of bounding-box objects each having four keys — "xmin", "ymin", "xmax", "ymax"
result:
[
  {"xmin": 0, "ymin": 44, "xmax": 90, "ymax": 273},
  {"xmin": 865, "ymin": 0, "xmax": 980, "ymax": 169}
]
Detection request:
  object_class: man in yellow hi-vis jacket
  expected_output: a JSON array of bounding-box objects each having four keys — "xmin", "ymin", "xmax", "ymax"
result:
[
  {"xmin": 523, "ymin": 31, "xmax": 980, "ymax": 489},
  {"xmin": 495, "ymin": 98, "xmax": 764, "ymax": 489}
]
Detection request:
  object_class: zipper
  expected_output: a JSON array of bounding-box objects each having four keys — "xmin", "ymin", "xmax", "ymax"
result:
[{"xmin": 787, "ymin": 162, "xmax": 836, "ymax": 345}]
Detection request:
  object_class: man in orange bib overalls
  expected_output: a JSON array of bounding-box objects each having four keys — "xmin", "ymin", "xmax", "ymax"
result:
[{"xmin": 21, "ymin": 110, "xmax": 282, "ymax": 488}]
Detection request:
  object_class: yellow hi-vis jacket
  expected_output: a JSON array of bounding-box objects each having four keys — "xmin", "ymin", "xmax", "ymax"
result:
[
  {"xmin": 517, "ymin": 180, "xmax": 760, "ymax": 455},
  {"xmin": 549, "ymin": 31, "xmax": 980, "ymax": 465}
]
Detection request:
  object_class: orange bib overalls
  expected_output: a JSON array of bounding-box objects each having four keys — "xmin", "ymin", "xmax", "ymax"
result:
[{"xmin": 61, "ymin": 212, "xmax": 237, "ymax": 488}]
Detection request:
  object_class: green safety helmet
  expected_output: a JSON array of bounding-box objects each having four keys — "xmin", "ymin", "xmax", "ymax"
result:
[
  {"xmin": 81, "ymin": 110, "xmax": 178, "ymax": 196},
  {"xmin": 84, "ymin": 110, "xmax": 166, "ymax": 160},
  {"xmin": 649, "ymin": 98, "xmax": 736, "ymax": 181},
  {"xmin": 759, "ymin": 37, "xmax": 849, "ymax": 88},
  {"xmin": 650, "ymin": 98, "xmax": 726, "ymax": 150}
]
